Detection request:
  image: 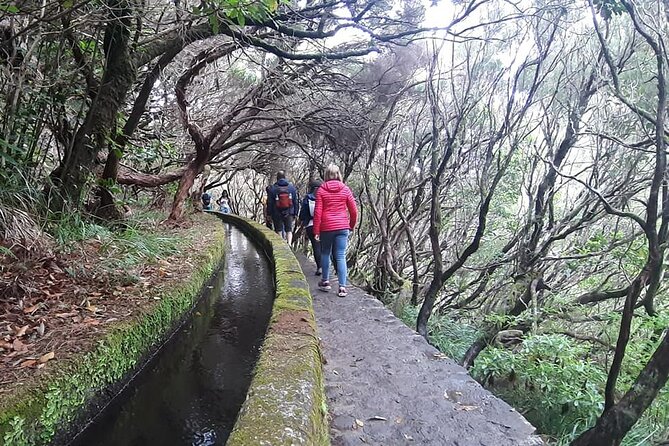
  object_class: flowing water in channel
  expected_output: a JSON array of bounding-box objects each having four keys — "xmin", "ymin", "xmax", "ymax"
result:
[{"xmin": 69, "ymin": 226, "xmax": 274, "ymax": 446}]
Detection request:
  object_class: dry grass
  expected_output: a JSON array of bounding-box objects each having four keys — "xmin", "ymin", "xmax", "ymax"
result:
[{"xmin": 0, "ymin": 203, "xmax": 53, "ymax": 259}]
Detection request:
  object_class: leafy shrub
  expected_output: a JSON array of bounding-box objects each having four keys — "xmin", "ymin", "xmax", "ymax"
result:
[
  {"xmin": 399, "ymin": 306, "xmax": 478, "ymax": 362},
  {"xmin": 471, "ymin": 334, "xmax": 606, "ymax": 440}
]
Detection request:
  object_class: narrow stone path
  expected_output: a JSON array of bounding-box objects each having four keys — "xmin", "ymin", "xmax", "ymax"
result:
[{"xmin": 298, "ymin": 255, "xmax": 543, "ymax": 446}]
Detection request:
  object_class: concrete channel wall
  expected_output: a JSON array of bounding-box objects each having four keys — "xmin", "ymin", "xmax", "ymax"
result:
[
  {"xmin": 0, "ymin": 213, "xmax": 328, "ymax": 446},
  {"xmin": 211, "ymin": 212, "xmax": 329, "ymax": 446}
]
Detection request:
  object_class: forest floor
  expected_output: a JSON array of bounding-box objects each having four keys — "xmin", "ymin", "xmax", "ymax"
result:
[
  {"xmin": 0, "ymin": 212, "xmax": 211, "ymax": 398},
  {"xmin": 298, "ymin": 254, "xmax": 544, "ymax": 446}
]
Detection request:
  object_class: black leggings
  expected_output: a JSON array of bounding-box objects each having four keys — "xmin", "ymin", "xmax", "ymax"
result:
[
  {"xmin": 306, "ymin": 226, "xmax": 338, "ymax": 271},
  {"xmin": 306, "ymin": 226, "xmax": 321, "ymax": 269}
]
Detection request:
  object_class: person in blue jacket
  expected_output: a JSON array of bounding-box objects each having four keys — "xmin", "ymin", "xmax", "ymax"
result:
[
  {"xmin": 299, "ymin": 179, "xmax": 322, "ymax": 275},
  {"xmin": 201, "ymin": 191, "xmax": 212, "ymax": 210},
  {"xmin": 267, "ymin": 171, "xmax": 299, "ymax": 245}
]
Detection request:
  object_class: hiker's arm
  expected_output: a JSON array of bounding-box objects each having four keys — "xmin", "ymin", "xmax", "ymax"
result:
[
  {"xmin": 293, "ymin": 189, "xmax": 300, "ymax": 215},
  {"xmin": 267, "ymin": 189, "xmax": 275, "ymax": 215},
  {"xmin": 347, "ymin": 188, "xmax": 358, "ymax": 230},
  {"xmin": 298, "ymin": 199, "xmax": 307, "ymax": 225},
  {"xmin": 313, "ymin": 189, "xmax": 323, "ymax": 236}
]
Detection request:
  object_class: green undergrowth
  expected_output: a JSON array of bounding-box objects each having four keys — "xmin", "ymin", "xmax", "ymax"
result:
[
  {"xmin": 210, "ymin": 212, "xmax": 329, "ymax": 446},
  {"xmin": 399, "ymin": 306, "xmax": 478, "ymax": 362},
  {"xmin": 51, "ymin": 207, "xmax": 180, "ymax": 261},
  {"xmin": 472, "ymin": 334, "xmax": 669, "ymax": 445},
  {"xmin": 471, "ymin": 335, "xmax": 606, "ymax": 442},
  {"xmin": 399, "ymin": 305, "xmax": 669, "ymax": 445},
  {"xmin": 0, "ymin": 215, "xmax": 226, "ymax": 446}
]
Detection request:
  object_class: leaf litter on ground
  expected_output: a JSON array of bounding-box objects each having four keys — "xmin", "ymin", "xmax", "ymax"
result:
[{"xmin": 0, "ymin": 214, "xmax": 213, "ymax": 394}]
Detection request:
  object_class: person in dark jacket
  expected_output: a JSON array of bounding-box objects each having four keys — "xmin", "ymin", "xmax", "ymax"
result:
[
  {"xmin": 201, "ymin": 191, "xmax": 212, "ymax": 210},
  {"xmin": 299, "ymin": 179, "xmax": 323, "ymax": 275},
  {"xmin": 262, "ymin": 185, "xmax": 273, "ymax": 230},
  {"xmin": 267, "ymin": 171, "xmax": 299, "ymax": 245},
  {"xmin": 313, "ymin": 164, "xmax": 358, "ymax": 297}
]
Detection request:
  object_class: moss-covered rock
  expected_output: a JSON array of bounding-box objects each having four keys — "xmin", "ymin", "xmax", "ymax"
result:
[
  {"xmin": 210, "ymin": 212, "xmax": 329, "ymax": 446},
  {"xmin": 0, "ymin": 215, "xmax": 227, "ymax": 446}
]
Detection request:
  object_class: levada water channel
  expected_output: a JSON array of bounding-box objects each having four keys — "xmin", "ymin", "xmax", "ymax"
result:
[{"xmin": 69, "ymin": 226, "xmax": 274, "ymax": 446}]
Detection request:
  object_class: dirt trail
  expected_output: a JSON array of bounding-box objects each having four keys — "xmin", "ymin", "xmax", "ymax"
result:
[{"xmin": 298, "ymin": 255, "xmax": 543, "ymax": 446}]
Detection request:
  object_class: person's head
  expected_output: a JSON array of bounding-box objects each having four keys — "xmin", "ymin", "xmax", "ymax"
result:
[
  {"xmin": 324, "ymin": 164, "xmax": 343, "ymax": 182},
  {"xmin": 308, "ymin": 178, "xmax": 322, "ymax": 194},
  {"xmin": 276, "ymin": 170, "xmax": 286, "ymax": 181},
  {"xmin": 222, "ymin": 190, "xmax": 229, "ymax": 198}
]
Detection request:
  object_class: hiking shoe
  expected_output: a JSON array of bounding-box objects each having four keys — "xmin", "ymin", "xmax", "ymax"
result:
[
  {"xmin": 337, "ymin": 287, "xmax": 347, "ymax": 297},
  {"xmin": 315, "ymin": 268, "xmax": 322, "ymax": 276},
  {"xmin": 318, "ymin": 280, "xmax": 331, "ymax": 291}
]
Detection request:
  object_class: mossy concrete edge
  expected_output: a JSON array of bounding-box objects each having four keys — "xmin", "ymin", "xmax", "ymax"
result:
[
  {"xmin": 0, "ymin": 214, "xmax": 227, "ymax": 446},
  {"xmin": 208, "ymin": 212, "xmax": 329, "ymax": 446}
]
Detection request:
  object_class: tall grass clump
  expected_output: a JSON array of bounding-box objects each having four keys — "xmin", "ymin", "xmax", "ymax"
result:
[
  {"xmin": 98, "ymin": 226, "xmax": 181, "ymax": 270},
  {"xmin": 399, "ymin": 306, "xmax": 479, "ymax": 362},
  {"xmin": 0, "ymin": 165, "xmax": 51, "ymax": 257}
]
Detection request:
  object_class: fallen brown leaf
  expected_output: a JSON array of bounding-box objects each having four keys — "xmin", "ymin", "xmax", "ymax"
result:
[
  {"xmin": 23, "ymin": 304, "xmax": 40, "ymax": 314},
  {"xmin": 456, "ymin": 405, "xmax": 479, "ymax": 411},
  {"xmin": 82, "ymin": 317, "xmax": 100, "ymax": 326},
  {"xmin": 0, "ymin": 340, "xmax": 12, "ymax": 350},
  {"xmin": 12, "ymin": 339, "xmax": 27, "ymax": 352},
  {"xmin": 15, "ymin": 325, "xmax": 29, "ymax": 337},
  {"xmin": 38, "ymin": 351, "xmax": 55, "ymax": 363},
  {"xmin": 20, "ymin": 359, "xmax": 37, "ymax": 368}
]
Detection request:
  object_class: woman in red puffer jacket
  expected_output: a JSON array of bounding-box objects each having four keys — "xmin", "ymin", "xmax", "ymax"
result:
[{"xmin": 313, "ymin": 164, "xmax": 358, "ymax": 297}]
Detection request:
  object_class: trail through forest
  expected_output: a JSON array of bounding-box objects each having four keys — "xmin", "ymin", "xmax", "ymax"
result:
[
  {"xmin": 300, "ymin": 255, "xmax": 542, "ymax": 446},
  {"xmin": 4, "ymin": 0, "xmax": 669, "ymax": 441}
]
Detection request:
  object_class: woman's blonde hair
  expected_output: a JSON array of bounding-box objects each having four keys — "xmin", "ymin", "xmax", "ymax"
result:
[{"xmin": 324, "ymin": 164, "xmax": 343, "ymax": 181}]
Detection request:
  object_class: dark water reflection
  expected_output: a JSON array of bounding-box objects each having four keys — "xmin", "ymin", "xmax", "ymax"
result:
[{"xmin": 70, "ymin": 226, "xmax": 274, "ymax": 446}]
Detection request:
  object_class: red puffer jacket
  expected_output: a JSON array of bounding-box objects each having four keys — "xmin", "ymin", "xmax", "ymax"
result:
[{"xmin": 313, "ymin": 180, "xmax": 358, "ymax": 235}]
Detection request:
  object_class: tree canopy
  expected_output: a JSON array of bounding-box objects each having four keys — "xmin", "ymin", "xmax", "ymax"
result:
[{"xmin": 3, "ymin": 0, "xmax": 669, "ymax": 443}]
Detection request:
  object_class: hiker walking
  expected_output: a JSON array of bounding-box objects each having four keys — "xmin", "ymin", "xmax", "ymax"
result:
[
  {"xmin": 217, "ymin": 190, "xmax": 231, "ymax": 214},
  {"xmin": 267, "ymin": 171, "xmax": 299, "ymax": 245},
  {"xmin": 201, "ymin": 191, "xmax": 212, "ymax": 210},
  {"xmin": 313, "ymin": 164, "xmax": 357, "ymax": 297},
  {"xmin": 299, "ymin": 179, "xmax": 323, "ymax": 275},
  {"xmin": 262, "ymin": 185, "xmax": 273, "ymax": 229}
]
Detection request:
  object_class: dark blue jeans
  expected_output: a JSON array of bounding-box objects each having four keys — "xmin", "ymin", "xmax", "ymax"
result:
[{"xmin": 320, "ymin": 229, "xmax": 349, "ymax": 286}]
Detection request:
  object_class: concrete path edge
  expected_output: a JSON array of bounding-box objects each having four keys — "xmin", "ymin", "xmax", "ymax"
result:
[{"xmin": 210, "ymin": 212, "xmax": 329, "ymax": 446}]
